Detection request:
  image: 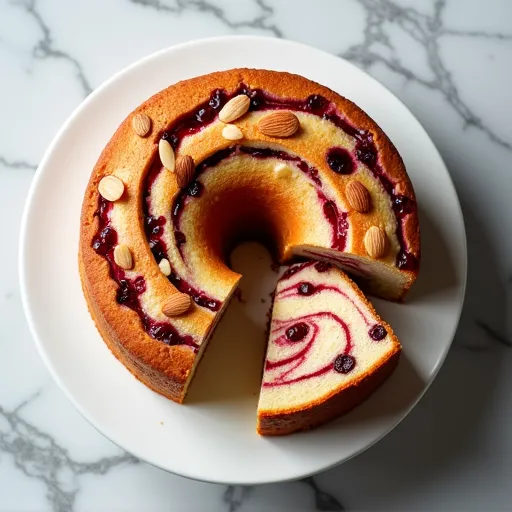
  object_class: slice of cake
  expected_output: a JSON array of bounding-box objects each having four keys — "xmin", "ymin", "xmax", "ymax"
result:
[{"xmin": 257, "ymin": 261, "xmax": 401, "ymax": 435}]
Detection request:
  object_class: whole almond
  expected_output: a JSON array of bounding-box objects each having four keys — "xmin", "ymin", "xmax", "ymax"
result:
[
  {"xmin": 159, "ymin": 258, "xmax": 171, "ymax": 276},
  {"xmin": 159, "ymin": 139, "xmax": 175, "ymax": 172},
  {"xmin": 132, "ymin": 113, "xmax": 151, "ymax": 137},
  {"xmin": 364, "ymin": 226, "xmax": 389, "ymax": 259},
  {"xmin": 98, "ymin": 175, "xmax": 124, "ymax": 201},
  {"xmin": 114, "ymin": 244, "xmax": 134, "ymax": 270},
  {"xmin": 162, "ymin": 293, "xmax": 192, "ymax": 317},
  {"xmin": 175, "ymin": 155, "xmax": 195, "ymax": 188},
  {"xmin": 222, "ymin": 124, "xmax": 243, "ymax": 141},
  {"xmin": 258, "ymin": 111, "xmax": 299, "ymax": 138},
  {"xmin": 218, "ymin": 95, "xmax": 250, "ymax": 123},
  {"xmin": 346, "ymin": 181, "xmax": 371, "ymax": 213}
]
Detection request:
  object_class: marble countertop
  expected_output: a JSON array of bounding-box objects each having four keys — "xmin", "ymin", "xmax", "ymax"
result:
[{"xmin": 1, "ymin": 0, "xmax": 511, "ymax": 510}]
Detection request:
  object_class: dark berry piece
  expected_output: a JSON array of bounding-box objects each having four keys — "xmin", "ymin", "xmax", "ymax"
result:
[
  {"xmin": 298, "ymin": 282, "xmax": 315, "ymax": 296},
  {"xmin": 286, "ymin": 323, "xmax": 310, "ymax": 342},
  {"xmin": 305, "ymin": 94, "xmax": 328, "ymax": 113},
  {"xmin": 175, "ymin": 231, "xmax": 186, "ymax": 245},
  {"xmin": 369, "ymin": 324, "xmax": 387, "ymax": 341},
  {"xmin": 206, "ymin": 299, "xmax": 219, "ymax": 310},
  {"xmin": 250, "ymin": 97, "xmax": 262, "ymax": 109},
  {"xmin": 355, "ymin": 141, "xmax": 377, "ymax": 168},
  {"xmin": 116, "ymin": 279, "xmax": 140, "ymax": 309},
  {"xmin": 208, "ymin": 89, "xmax": 225, "ymax": 109},
  {"xmin": 334, "ymin": 354, "xmax": 356, "ymax": 374},
  {"xmin": 396, "ymin": 250, "xmax": 419, "ymax": 271},
  {"xmin": 195, "ymin": 107, "xmax": 214, "ymax": 124},
  {"xmin": 392, "ymin": 195, "xmax": 414, "ymax": 217},
  {"xmin": 314, "ymin": 261, "xmax": 332, "ymax": 273},
  {"xmin": 326, "ymin": 147, "xmax": 355, "ymax": 175},
  {"xmin": 92, "ymin": 226, "xmax": 117, "ymax": 255},
  {"xmin": 116, "ymin": 280, "xmax": 131, "ymax": 304},
  {"xmin": 186, "ymin": 180, "xmax": 203, "ymax": 197},
  {"xmin": 169, "ymin": 134, "xmax": 179, "ymax": 148}
]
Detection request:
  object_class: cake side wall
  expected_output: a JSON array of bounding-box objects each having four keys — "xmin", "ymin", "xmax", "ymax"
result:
[{"xmin": 257, "ymin": 349, "xmax": 400, "ymax": 435}]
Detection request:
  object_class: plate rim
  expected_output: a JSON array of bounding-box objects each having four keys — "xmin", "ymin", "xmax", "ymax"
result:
[{"xmin": 19, "ymin": 35, "xmax": 467, "ymax": 485}]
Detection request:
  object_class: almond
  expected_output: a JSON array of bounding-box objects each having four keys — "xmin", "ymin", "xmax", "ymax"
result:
[
  {"xmin": 98, "ymin": 175, "xmax": 124, "ymax": 201},
  {"xmin": 258, "ymin": 111, "xmax": 299, "ymax": 138},
  {"xmin": 159, "ymin": 258, "xmax": 171, "ymax": 276},
  {"xmin": 132, "ymin": 113, "xmax": 151, "ymax": 137},
  {"xmin": 114, "ymin": 244, "xmax": 133, "ymax": 270},
  {"xmin": 159, "ymin": 139, "xmax": 175, "ymax": 172},
  {"xmin": 364, "ymin": 226, "xmax": 389, "ymax": 259},
  {"xmin": 162, "ymin": 293, "xmax": 192, "ymax": 317},
  {"xmin": 218, "ymin": 94, "xmax": 250, "ymax": 123},
  {"xmin": 175, "ymin": 155, "xmax": 195, "ymax": 188},
  {"xmin": 222, "ymin": 124, "xmax": 243, "ymax": 141},
  {"xmin": 346, "ymin": 181, "xmax": 371, "ymax": 213}
]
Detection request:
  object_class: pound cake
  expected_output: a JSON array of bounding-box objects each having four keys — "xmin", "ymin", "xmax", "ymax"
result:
[
  {"xmin": 79, "ymin": 68, "xmax": 420, "ymax": 434},
  {"xmin": 258, "ymin": 261, "xmax": 400, "ymax": 435}
]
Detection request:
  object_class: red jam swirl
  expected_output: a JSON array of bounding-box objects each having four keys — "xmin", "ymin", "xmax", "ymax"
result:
[
  {"xmin": 91, "ymin": 198, "xmax": 198, "ymax": 350},
  {"xmin": 263, "ymin": 264, "xmax": 387, "ymax": 387},
  {"xmin": 144, "ymin": 160, "xmax": 221, "ymax": 312}
]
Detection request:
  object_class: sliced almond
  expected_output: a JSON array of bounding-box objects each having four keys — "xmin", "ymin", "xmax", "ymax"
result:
[
  {"xmin": 132, "ymin": 113, "xmax": 151, "ymax": 137},
  {"xmin": 218, "ymin": 95, "xmax": 250, "ymax": 123},
  {"xmin": 364, "ymin": 226, "xmax": 389, "ymax": 259},
  {"xmin": 222, "ymin": 124, "xmax": 243, "ymax": 141},
  {"xmin": 159, "ymin": 258, "xmax": 171, "ymax": 277},
  {"xmin": 98, "ymin": 175, "xmax": 124, "ymax": 202},
  {"xmin": 159, "ymin": 139, "xmax": 175, "ymax": 172},
  {"xmin": 175, "ymin": 155, "xmax": 195, "ymax": 188},
  {"xmin": 114, "ymin": 244, "xmax": 133, "ymax": 270},
  {"xmin": 258, "ymin": 111, "xmax": 299, "ymax": 138},
  {"xmin": 162, "ymin": 293, "xmax": 192, "ymax": 317},
  {"xmin": 346, "ymin": 181, "xmax": 371, "ymax": 213}
]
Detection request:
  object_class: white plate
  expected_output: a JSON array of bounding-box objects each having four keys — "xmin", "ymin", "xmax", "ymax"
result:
[{"xmin": 19, "ymin": 36, "xmax": 466, "ymax": 485}]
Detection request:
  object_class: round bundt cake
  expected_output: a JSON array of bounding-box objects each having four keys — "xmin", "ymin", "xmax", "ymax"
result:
[{"xmin": 79, "ymin": 68, "xmax": 419, "ymax": 434}]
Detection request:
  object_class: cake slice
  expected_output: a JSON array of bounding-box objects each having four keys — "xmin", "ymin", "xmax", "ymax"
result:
[{"xmin": 257, "ymin": 261, "xmax": 401, "ymax": 435}]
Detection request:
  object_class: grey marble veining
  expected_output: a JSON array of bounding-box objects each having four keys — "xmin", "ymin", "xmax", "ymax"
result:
[
  {"xmin": 1, "ymin": 0, "xmax": 511, "ymax": 510},
  {"xmin": 0, "ymin": 393, "xmax": 138, "ymax": 512},
  {"xmin": 21, "ymin": 0, "xmax": 93, "ymax": 97},
  {"xmin": 341, "ymin": 0, "xmax": 512, "ymax": 150},
  {"xmin": 130, "ymin": 0, "xmax": 284, "ymax": 37}
]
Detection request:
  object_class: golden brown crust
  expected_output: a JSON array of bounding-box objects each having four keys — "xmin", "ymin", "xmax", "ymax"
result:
[{"xmin": 79, "ymin": 68, "xmax": 418, "ymax": 407}]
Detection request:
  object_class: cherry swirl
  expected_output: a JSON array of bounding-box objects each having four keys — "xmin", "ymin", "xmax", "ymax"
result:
[{"xmin": 263, "ymin": 266, "xmax": 385, "ymax": 387}]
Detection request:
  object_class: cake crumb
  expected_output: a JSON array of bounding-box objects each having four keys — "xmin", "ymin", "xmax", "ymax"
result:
[
  {"xmin": 260, "ymin": 298, "xmax": 266, "ymax": 303},
  {"xmin": 160, "ymin": 421, "xmax": 164, "ymax": 425}
]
